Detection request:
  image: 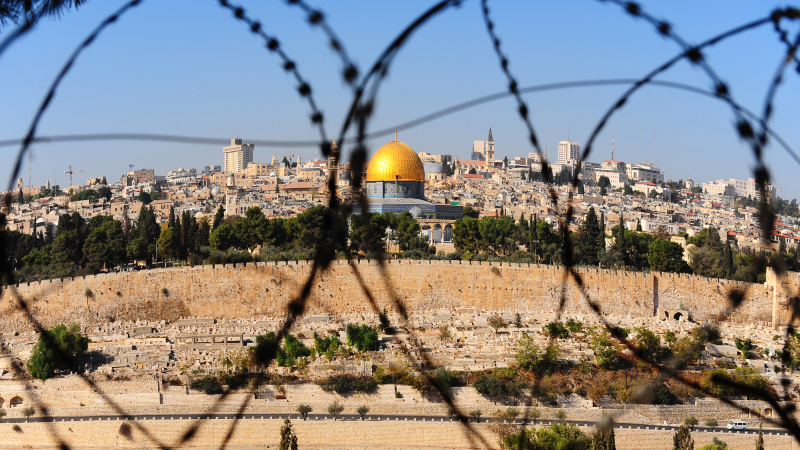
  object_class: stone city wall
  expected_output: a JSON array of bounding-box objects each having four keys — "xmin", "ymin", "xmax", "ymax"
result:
[
  {"xmin": 0, "ymin": 260, "xmax": 778, "ymax": 331},
  {"xmin": 0, "ymin": 419, "xmax": 791, "ymax": 449}
]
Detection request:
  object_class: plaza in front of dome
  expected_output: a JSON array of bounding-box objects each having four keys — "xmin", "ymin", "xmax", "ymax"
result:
[{"xmin": 358, "ymin": 134, "xmax": 463, "ymax": 220}]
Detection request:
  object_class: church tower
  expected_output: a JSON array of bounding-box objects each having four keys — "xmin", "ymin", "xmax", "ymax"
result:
[
  {"xmin": 327, "ymin": 137, "xmax": 339, "ymax": 185},
  {"xmin": 486, "ymin": 127, "xmax": 495, "ymax": 167}
]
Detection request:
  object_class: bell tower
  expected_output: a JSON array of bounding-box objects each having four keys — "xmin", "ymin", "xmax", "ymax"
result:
[{"xmin": 486, "ymin": 127, "xmax": 495, "ymax": 167}]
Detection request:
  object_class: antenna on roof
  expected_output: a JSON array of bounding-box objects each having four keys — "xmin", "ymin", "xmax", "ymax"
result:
[
  {"xmin": 653, "ymin": 131, "xmax": 655, "ymax": 165},
  {"xmin": 568, "ymin": 121, "xmax": 570, "ymax": 142},
  {"xmin": 611, "ymin": 127, "xmax": 615, "ymax": 162}
]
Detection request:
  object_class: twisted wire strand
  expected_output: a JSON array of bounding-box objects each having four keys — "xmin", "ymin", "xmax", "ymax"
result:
[
  {"xmin": 283, "ymin": 0, "xmax": 359, "ymax": 86},
  {"xmin": 6, "ymin": 0, "xmax": 145, "ymax": 193},
  {"xmin": 218, "ymin": 0, "xmax": 327, "ymax": 142}
]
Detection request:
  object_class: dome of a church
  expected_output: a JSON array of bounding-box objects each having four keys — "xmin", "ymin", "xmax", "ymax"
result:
[
  {"xmin": 423, "ymin": 162, "xmax": 445, "ymax": 175},
  {"xmin": 365, "ymin": 140, "xmax": 425, "ymax": 182}
]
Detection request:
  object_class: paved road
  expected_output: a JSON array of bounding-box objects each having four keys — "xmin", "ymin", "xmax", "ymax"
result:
[{"xmin": 1, "ymin": 413, "xmax": 791, "ymax": 436}]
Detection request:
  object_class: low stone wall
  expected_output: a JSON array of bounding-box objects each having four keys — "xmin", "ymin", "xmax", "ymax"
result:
[{"xmin": 0, "ymin": 419, "xmax": 791, "ymax": 449}]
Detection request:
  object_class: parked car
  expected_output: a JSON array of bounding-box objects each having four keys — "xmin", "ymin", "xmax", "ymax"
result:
[{"xmin": 726, "ymin": 421, "xmax": 748, "ymax": 430}]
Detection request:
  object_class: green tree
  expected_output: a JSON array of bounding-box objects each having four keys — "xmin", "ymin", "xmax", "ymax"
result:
[
  {"xmin": 543, "ymin": 321, "xmax": 570, "ymax": 339},
  {"xmin": 453, "ymin": 217, "xmax": 480, "ymax": 253},
  {"xmin": 591, "ymin": 330, "xmax": 619, "ymax": 370},
  {"xmin": 346, "ymin": 324, "xmax": 379, "ymax": 352},
  {"xmin": 212, "ymin": 204, "xmax": 225, "ymax": 230},
  {"xmin": 684, "ymin": 416, "xmax": 698, "ymax": 431},
  {"xmin": 22, "ymin": 406, "xmax": 35, "ymax": 422},
  {"xmin": 473, "ymin": 374, "xmax": 504, "ymax": 404},
  {"xmin": 487, "ymin": 314, "xmax": 508, "ymax": 333},
  {"xmin": 356, "ymin": 405, "xmax": 370, "ymax": 420},
  {"xmin": 720, "ymin": 242, "xmax": 734, "ymax": 279},
  {"xmin": 157, "ymin": 226, "xmax": 181, "ymax": 260},
  {"xmin": 469, "ymin": 409, "xmax": 482, "ymax": 422},
  {"xmin": 633, "ymin": 326, "xmax": 662, "ymax": 361},
  {"xmin": 462, "ymin": 206, "xmax": 480, "ymax": 219},
  {"xmin": 755, "ymin": 423, "xmax": 764, "ymax": 450},
  {"xmin": 279, "ymin": 419, "xmax": 298, "ymax": 450},
  {"xmin": 648, "ymin": 238, "xmax": 689, "ymax": 273},
  {"xmin": 591, "ymin": 426, "xmax": 616, "ymax": 450},
  {"xmin": 672, "ymin": 424, "xmax": 694, "ymax": 450},
  {"xmin": 96, "ymin": 186, "xmax": 112, "ymax": 201},
  {"xmin": 83, "ymin": 215, "xmax": 126, "ymax": 267},
  {"xmin": 209, "ymin": 222, "xmax": 238, "ymax": 251},
  {"xmin": 297, "ymin": 404, "xmax": 312, "ymax": 420},
  {"xmin": 515, "ymin": 334, "xmax": 559, "ymax": 375},
  {"xmin": 327, "ymin": 401, "xmax": 344, "ymax": 420},
  {"xmin": 26, "ymin": 323, "xmax": 89, "ymax": 381},
  {"xmin": 578, "ymin": 207, "xmax": 602, "ymax": 265}
]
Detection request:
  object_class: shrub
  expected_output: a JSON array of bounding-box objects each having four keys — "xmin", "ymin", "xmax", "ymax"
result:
[
  {"xmin": 591, "ymin": 330, "xmax": 619, "ymax": 370},
  {"xmin": 565, "ymin": 319, "xmax": 582, "ymax": 333},
  {"xmin": 474, "ymin": 374, "xmax": 505, "ymax": 404},
  {"xmin": 543, "ymin": 322, "xmax": 569, "ymax": 339},
  {"xmin": 515, "ymin": 334, "xmax": 558, "ymax": 376},
  {"xmin": 346, "ymin": 324, "xmax": 379, "ymax": 352},
  {"xmin": 700, "ymin": 367, "xmax": 770, "ymax": 399},
  {"xmin": 190, "ymin": 376, "xmax": 222, "ymax": 395},
  {"xmin": 506, "ymin": 423, "xmax": 588, "ymax": 450},
  {"xmin": 0, "ymin": 408, "xmax": 6, "ymax": 420},
  {"xmin": 316, "ymin": 375, "xmax": 377, "ymax": 394},
  {"xmin": 313, "ymin": 332, "xmax": 340, "ymax": 360},
  {"xmin": 555, "ymin": 410, "xmax": 567, "ymax": 421},
  {"xmin": 704, "ymin": 418, "xmax": 718, "ymax": 427},
  {"xmin": 652, "ymin": 383, "xmax": 678, "ymax": 405},
  {"xmin": 434, "ymin": 367, "xmax": 458, "ymax": 392}
]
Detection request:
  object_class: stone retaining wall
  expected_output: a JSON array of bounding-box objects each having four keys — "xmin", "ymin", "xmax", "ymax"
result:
[{"xmin": 0, "ymin": 261, "xmax": 780, "ymax": 331}]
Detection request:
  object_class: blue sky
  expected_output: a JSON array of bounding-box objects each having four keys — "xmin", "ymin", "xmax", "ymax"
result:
[{"xmin": 1, "ymin": 1, "xmax": 798, "ymax": 198}]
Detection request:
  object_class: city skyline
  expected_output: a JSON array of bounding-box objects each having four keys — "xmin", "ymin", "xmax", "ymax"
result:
[{"xmin": 1, "ymin": 0, "xmax": 797, "ymax": 197}]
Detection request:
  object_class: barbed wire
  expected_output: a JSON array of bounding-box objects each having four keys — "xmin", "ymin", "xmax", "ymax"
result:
[{"xmin": 1, "ymin": 1, "xmax": 799, "ymax": 449}]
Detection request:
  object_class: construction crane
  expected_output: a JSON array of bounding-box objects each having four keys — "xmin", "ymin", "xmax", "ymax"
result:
[
  {"xmin": 281, "ymin": 153, "xmax": 295, "ymax": 167},
  {"xmin": 64, "ymin": 165, "xmax": 87, "ymax": 188}
]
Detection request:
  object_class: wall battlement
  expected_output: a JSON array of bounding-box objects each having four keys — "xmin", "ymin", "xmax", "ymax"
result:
[{"xmin": 0, "ymin": 260, "xmax": 782, "ymax": 330}]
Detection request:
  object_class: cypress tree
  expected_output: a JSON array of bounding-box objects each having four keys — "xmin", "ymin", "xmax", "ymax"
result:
[
  {"xmin": 755, "ymin": 423, "xmax": 764, "ymax": 450},
  {"xmin": 721, "ymin": 242, "xmax": 734, "ymax": 279},
  {"xmin": 279, "ymin": 419, "xmax": 298, "ymax": 450},
  {"xmin": 636, "ymin": 219, "xmax": 642, "ymax": 232},
  {"xmin": 580, "ymin": 207, "xmax": 601, "ymax": 265},
  {"xmin": 213, "ymin": 205, "xmax": 225, "ymax": 229},
  {"xmin": 17, "ymin": 188, "xmax": 24, "ymax": 203},
  {"xmin": 168, "ymin": 206, "xmax": 176, "ymax": 229},
  {"xmin": 599, "ymin": 212, "xmax": 606, "ymax": 250},
  {"xmin": 672, "ymin": 424, "xmax": 693, "ymax": 450},
  {"xmin": 616, "ymin": 213, "xmax": 626, "ymax": 251}
]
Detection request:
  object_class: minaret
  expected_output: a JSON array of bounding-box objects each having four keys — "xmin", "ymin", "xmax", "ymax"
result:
[
  {"xmin": 224, "ymin": 173, "xmax": 238, "ymax": 218},
  {"xmin": 327, "ymin": 137, "xmax": 339, "ymax": 185},
  {"xmin": 271, "ymin": 153, "xmax": 278, "ymax": 167},
  {"xmin": 486, "ymin": 127, "xmax": 495, "ymax": 167}
]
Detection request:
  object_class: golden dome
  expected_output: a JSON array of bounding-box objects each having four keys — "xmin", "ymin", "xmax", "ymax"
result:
[{"xmin": 365, "ymin": 140, "xmax": 425, "ymax": 182}]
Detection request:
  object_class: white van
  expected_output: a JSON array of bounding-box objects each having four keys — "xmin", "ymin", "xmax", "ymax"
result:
[{"xmin": 726, "ymin": 421, "xmax": 748, "ymax": 430}]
